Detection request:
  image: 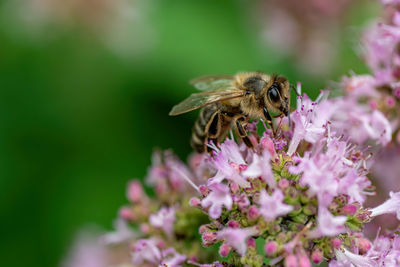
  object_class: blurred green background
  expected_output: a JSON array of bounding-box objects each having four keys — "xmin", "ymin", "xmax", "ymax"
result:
[{"xmin": 0, "ymin": 0, "xmax": 378, "ymax": 266}]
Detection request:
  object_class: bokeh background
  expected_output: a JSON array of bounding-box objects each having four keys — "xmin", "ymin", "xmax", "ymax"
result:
[{"xmin": 0, "ymin": 0, "xmax": 380, "ymax": 266}]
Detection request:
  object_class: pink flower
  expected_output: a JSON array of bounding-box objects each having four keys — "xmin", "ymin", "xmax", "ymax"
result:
[
  {"xmin": 149, "ymin": 206, "xmax": 176, "ymax": 237},
  {"xmin": 370, "ymin": 191, "xmax": 400, "ymax": 219},
  {"xmin": 315, "ymin": 96, "xmax": 392, "ymax": 146},
  {"xmin": 201, "ymin": 183, "xmax": 233, "ymax": 219},
  {"xmin": 208, "ymin": 140, "xmax": 250, "ymax": 188},
  {"xmin": 258, "ymin": 189, "xmax": 293, "ymax": 221},
  {"xmin": 290, "ymin": 151, "xmax": 337, "ymax": 205},
  {"xmin": 309, "ymin": 206, "xmax": 347, "ymax": 238},
  {"xmin": 337, "ymin": 169, "xmax": 371, "ymax": 204},
  {"xmin": 332, "ymin": 249, "xmax": 375, "ymax": 267},
  {"xmin": 290, "ymin": 136, "xmax": 370, "ymax": 206},
  {"xmin": 366, "ymin": 233, "xmax": 400, "ymax": 266},
  {"xmin": 243, "ymin": 150, "xmax": 276, "ymax": 188},
  {"xmin": 160, "ymin": 248, "xmax": 186, "ymax": 267},
  {"xmin": 342, "ymin": 74, "xmax": 378, "ymax": 98},
  {"xmin": 359, "ymin": 110, "xmax": 392, "ymax": 146},
  {"xmin": 101, "ymin": 219, "xmax": 136, "ymax": 244},
  {"xmin": 219, "ymin": 139, "xmax": 247, "ymax": 165},
  {"xmin": 216, "ymin": 227, "xmax": 258, "ymax": 256},
  {"xmin": 288, "ymin": 94, "xmax": 327, "ymax": 155},
  {"xmin": 132, "ymin": 239, "xmax": 162, "ymax": 265}
]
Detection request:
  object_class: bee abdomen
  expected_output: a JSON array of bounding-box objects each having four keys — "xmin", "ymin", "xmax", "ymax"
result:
[{"xmin": 191, "ymin": 105, "xmax": 217, "ymax": 153}]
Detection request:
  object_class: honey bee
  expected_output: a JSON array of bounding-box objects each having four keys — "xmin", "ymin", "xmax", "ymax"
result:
[{"xmin": 169, "ymin": 72, "xmax": 291, "ymax": 153}]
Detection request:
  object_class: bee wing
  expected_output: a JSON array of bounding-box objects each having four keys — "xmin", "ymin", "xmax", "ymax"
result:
[
  {"xmin": 169, "ymin": 88, "xmax": 245, "ymax": 116},
  {"xmin": 190, "ymin": 75, "xmax": 235, "ymax": 91}
]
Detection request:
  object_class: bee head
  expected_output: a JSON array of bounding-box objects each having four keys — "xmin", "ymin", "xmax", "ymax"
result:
[{"xmin": 264, "ymin": 76, "xmax": 290, "ymax": 121}]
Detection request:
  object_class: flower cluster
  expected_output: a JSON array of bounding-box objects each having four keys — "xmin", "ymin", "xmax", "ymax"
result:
[
  {"xmin": 64, "ymin": 85, "xmax": 400, "ymax": 266},
  {"xmin": 62, "ymin": 1, "xmax": 400, "ymax": 266},
  {"xmin": 342, "ymin": 0, "xmax": 400, "ymax": 144},
  {"xmin": 338, "ymin": 0, "xmax": 400, "ymax": 231}
]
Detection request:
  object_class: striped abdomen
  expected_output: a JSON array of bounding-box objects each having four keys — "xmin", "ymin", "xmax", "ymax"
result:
[{"xmin": 191, "ymin": 104, "xmax": 219, "ymax": 153}]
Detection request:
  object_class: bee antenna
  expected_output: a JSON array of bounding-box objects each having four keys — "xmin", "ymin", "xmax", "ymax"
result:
[{"xmin": 290, "ymin": 84, "xmax": 300, "ymax": 96}]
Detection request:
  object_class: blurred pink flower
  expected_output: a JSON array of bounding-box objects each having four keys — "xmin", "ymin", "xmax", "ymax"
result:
[
  {"xmin": 309, "ymin": 206, "xmax": 347, "ymax": 238},
  {"xmin": 62, "ymin": 234, "xmax": 107, "ymax": 267},
  {"xmin": 201, "ymin": 183, "xmax": 233, "ymax": 219},
  {"xmin": 258, "ymin": 189, "xmax": 293, "ymax": 221},
  {"xmin": 132, "ymin": 239, "xmax": 162, "ymax": 265},
  {"xmin": 370, "ymin": 191, "xmax": 400, "ymax": 219},
  {"xmin": 101, "ymin": 218, "xmax": 136, "ymax": 244},
  {"xmin": 149, "ymin": 206, "xmax": 176, "ymax": 238},
  {"xmin": 216, "ymin": 227, "xmax": 258, "ymax": 256},
  {"xmin": 208, "ymin": 140, "xmax": 250, "ymax": 187},
  {"xmin": 160, "ymin": 248, "xmax": 186, "ymax": 267},
  {"xmin": 243, "ymin": 150, "xmax": 276, "ymax": 188}
]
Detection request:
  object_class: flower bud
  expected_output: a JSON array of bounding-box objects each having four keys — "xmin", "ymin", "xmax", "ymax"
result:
[
  {"xmin": 331, "ymin": 238, "xmax": 341, "ymax": 249},
  {"xmin": 230, "ymin": 182, "xmax": 240, "ymax": 194},
  {"xmin": 119, "ymin": 206, "xmax": 133, "ymax": 221},
  {"xmin": 356, "ymin": 237, "xmax": 372, "ymax": 254},
  {"xmin": 189, "ymin": 197, "xmax": 201, "ymax": 207},
  {"xmin": 247, "ymin": 238, "xmax": 256, "ymax": 249},
  {"xmin": 140, "ymin": 223, "xmax": 150, "ymax": 234},
  {"xmin": 202, "ymin": 232, "xmax": 217, "ymax": 246},
  {"xmin": 311, "ymin": 249, "xmax": 323, "ymax": 264},
  {"xmin": 368, "ymin": 99, "xmax": 378, "ymax": 110},
  {"xmin": 199, "ymin": 185, "xmax": 209, "ymax": 196},
  {"xmin": 261, "ymin": 136, "xmax": 276, "ymax": 156},
  {"xmin": 394, "ymin": 87, "xmax": 400, "ymax": 98},
  {"xmin": 265, "ymin": 241, "xmax": 278, "ymax": 257},
  {"xmin": 248, "ymin": 205, "xmax": 260, "ymax": 221},
  {"xmin": 279, "ymin": 179, "xmax": 290, "ymax": 190},
  {"xmin": 227, "ymin": 220, "xmax": 240, "ymax": 228},
  {"xmin": 219, "ymin": 243, "xmax": 231, "ymax": 257},
  {"xmin": 239, "ymin": 164, "xmax": 248, "ymax": 171},
  {"xmin": 199, "ymin": 225, "xmax": 208, "ymax": 234},
  {"xmin": 341, "ymin": 204, "xmax": 357, "ymax": 215},
  {"xmin": 127, "ymin": 180, "xmax": 143, "ymax": 203},
  {"xmin": 156, "ymin": 240, "xmax": 166, "ymax": 249},
  {"xmin": 356, "ymin": 210, "xmax": 371, "ymax": 222},
  {"xmin": 386, "ymin": 96, "xmax": 396, "ymax": 108}
]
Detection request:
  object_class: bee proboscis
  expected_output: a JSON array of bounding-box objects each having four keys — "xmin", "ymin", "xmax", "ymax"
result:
[{"xmin": 169, "ymin": 72, "xmax": 291, "ymax": 153}]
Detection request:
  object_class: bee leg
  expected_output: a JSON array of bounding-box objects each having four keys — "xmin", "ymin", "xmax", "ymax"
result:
[
  {"xmin": 205, "ymin": 111, "xmax": 222, "ymax": 153},
  {"xmin": 235, "ymin": 117, "xmax": 253, "ymax": 149},
  {"xmin": 263, "ymin": 107, "xmax": 276, "ymax": 136}
]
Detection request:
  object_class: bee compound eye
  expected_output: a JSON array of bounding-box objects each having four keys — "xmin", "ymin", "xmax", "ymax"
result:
[{"xmin": 268, "ymin": 87, "xmax": 280, "ymax": 103}]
